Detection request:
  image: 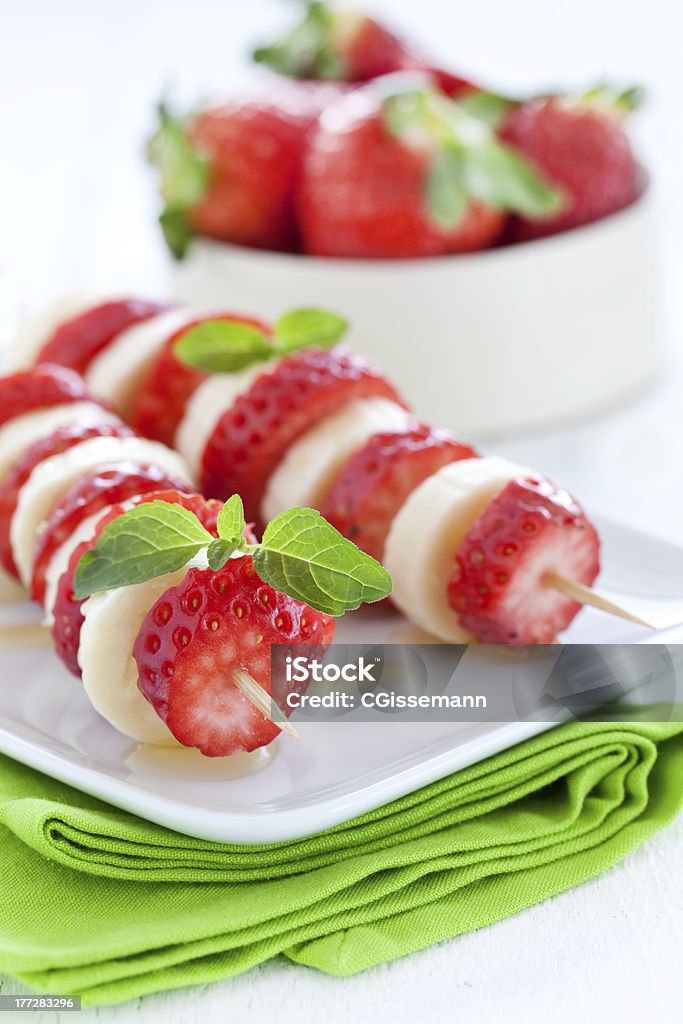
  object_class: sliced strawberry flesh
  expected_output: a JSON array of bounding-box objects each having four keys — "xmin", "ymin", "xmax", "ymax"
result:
[
  {"xmin": 0, "ymin": 421, "xmax": 133, "ymax": 578},
  {"xmin": 36, "ymin": 299, "xmax": 168, "ymax": 375},
  {"xmin": 51, "ymin": 490, "xmax": 222, "ymax": 678},
  {"xmin": 134, "ymin": 555, "xmax": 335, "ymax": 756},
  {"xmin": 31, "ymin": 463, "xmax": 191, "ymax": 604},
  {"xmin": 129, "ymin": 312, "xmax": 271, "ymax": 446},
  {"xmin": 321, "ymin": 423, "xmax": 477, "ymax": 561},
  {"xmin": 448, "ymin": 477, "xmax": 600, "ymax": 644},
  {"xmin": 200, "ymin": 344, "xmax": 408, "ymax": 520},
  {"xmin": 0, "ymin": 364, "xmax": 97, "ymax": 430}
]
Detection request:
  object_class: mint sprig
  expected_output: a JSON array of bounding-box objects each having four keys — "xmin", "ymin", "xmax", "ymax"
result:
[
  {"xmin": 253, "ymin": 508, "xmax": 390, "ymax": 615},
  {"xmin": 73, "ymin": 496, "xmax": 392, "ymax": 615},
  {"xmin": 174, "ymin": 307, "xmax": 348, "ymax": 374},
  {"xmin": 73, "ymin": 502, "xmax": 214, "ymax": 599},
  {"xmin": 252, "ymin": 2, "xmax": 345, "ymax": 81},
  {"xmin": 384, "ymin": 89, "xmax": 563, "ymax": 229},
  {"xmin": 147, "ymin": 103, "xmax": 208, "ymax": 259}
]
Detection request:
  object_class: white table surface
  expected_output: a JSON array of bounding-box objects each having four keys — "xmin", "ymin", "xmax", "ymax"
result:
[{"xmin": 1, "ymin": 0, "xmax": 682, "ymax": 1020}]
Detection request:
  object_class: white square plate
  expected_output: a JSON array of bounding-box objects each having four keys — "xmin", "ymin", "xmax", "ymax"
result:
[{"xmin": 0, "ymin": 516, "xmax": 681, "ymax": 844}]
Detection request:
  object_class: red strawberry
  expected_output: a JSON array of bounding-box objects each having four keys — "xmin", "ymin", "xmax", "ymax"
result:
[
  {"xmin": 448, "ymin": 477, "xmax": 600, "ymax": 644},
  {"xmin": 36, "ymin": 299, "xmax": 168, "ymax": 375},
  {"xmin": 151, "ymin": 81, "xmax": 345, "ymax": 257},
  {"xmin": 500, "ymin": 97, "xmax": 642, "ymax": 241},
  {"xmin": 0, "ymin": 364, "xmax": 97, "ymax": 429},
  {"xmin": 31, "ymin": 464, "xmax": 190, "ymax": 604},
  {"xmin": 0, "ymin": 421, "xmax": 133, "ymax": 578},
  {"xmin": 298, "ymin": 87, "xmax": 505, "ymax": 257},
  {"xmin": 134, "ymin": 555, "xmax": 335, "ymax": 756},
  {"xmin": 200, "ymin": 345, "xmax": 407, "ymax": 520},
  {"xmin": 52, "ymin": 490, "xmax": 220, "ymax": 677},
  {"xmin": 130, "ymin": 312, "xmax": 271, "ymax": 446},
  {"xmin": 427, "ymin": 69, "xmax": 477, "ymax": 100},
  {"xmin": 253, "ymin": 3, "xmax": 421, "ymax": 82},
  {"xmin": 321, "ymin": 423, "xmax": 477, "ymax": 561}
]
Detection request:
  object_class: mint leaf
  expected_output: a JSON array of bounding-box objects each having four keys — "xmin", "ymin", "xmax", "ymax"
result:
[
  {"xmin": 207, "ymin": 537, "xmax": 240, "ymax": 571},
  {"xmin": 462, "ymin": 141, "xmax": 564, "ymax": 217},
  {"xmin": 174, "ymin": 309, "xmax": 347, "ymax": 374},
  {"xmin": 252, "ymin": 2, "xmax": 345, "ymax": 80},
  {"xmin": 253, "ymin": 508, "xmax": 392, "ymax": 616},
  {"xmin": 217, "ymin": 494, "xmax": 247, "ymax": 543},
  {"xmin": 147, "ymin": 103, "xmax": 208, "ymax": 259},
  {"xmin": 273, "ymin": 308, "xmax": 348, "ymax": 355},
  {"xmin": 174, "ymin": 320, "xmax": 272, "ymax": 372},
  {"xmin": 426, "ymin": 148, "xmax": 468, "ymax": 229},
  {"xmin": 73, "ymin": 502, "xmax": 213, "ymax": 600}
]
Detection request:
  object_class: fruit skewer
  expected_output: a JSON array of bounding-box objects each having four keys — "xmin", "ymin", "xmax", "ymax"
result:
[
  {"xmin": 18, "ymin": 295, "xmax": 652, "ymax": 643},
  {"xmin": 0, "ymin": 364, "xmax": 389, "ymax": 755}
]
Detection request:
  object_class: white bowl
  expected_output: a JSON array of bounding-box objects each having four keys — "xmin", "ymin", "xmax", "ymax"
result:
[{"xmin": 170, "ymin": 191, "xmax": 663, "ymax": 437}]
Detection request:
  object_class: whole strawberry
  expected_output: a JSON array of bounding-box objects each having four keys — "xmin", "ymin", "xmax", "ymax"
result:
[
  {"xmin": 500, "ymin": 89, "xmax": 644, "ymax": 241},
  {"xmin": 298, "ymin": 85, "xmax": 561, "ymax": 258},
  {"xmin": 149, "ymin": 81, "xmax": 344, "ymax": 257},
  {"xmin": 253, "ymin": 1, "xmax": 472, "ymax": 95}
]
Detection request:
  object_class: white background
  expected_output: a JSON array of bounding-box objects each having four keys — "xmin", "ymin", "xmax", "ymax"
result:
[{"xmin": 1, "ymin": 0, "xmax": 682, "ymax": 1020}]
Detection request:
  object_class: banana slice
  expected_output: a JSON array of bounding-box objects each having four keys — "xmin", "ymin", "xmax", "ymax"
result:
[
  {"xmin": 175, "ymin": 365, "xmax": 270, "ymax": 476},
  {"xmin": 78, "ymin": 559, "xmax": 207, "ymax": 746},
  {"xmin": 385, "ymin": 456, "xmax": 529, "ymax": 642},
  {"xmin": 42, "ymin": 508, "xmax": 115, "ymax": 624},
  {"xmin": 13, "ymin": 291, "xmax": 110, "ymax": 368},
  {"xmin": 85, "ymin": 308, "xmax": 197, "ymax": 419},
  {"xmin": 11, "ymin": 436, "xmax": 191, "ymax": 587},
  {"xmin": 0, "ymin": 401, "xmax": 120, "ymax": 485},
  {"xmin": 261, "ymin": 397, "xmax": 412, "ymax": 522}
]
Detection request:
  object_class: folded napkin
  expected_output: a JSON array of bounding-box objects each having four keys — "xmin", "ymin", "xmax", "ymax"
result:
[{"xmin": 1, "ymin": 720, "xmax": 682, "ymax": 1006}]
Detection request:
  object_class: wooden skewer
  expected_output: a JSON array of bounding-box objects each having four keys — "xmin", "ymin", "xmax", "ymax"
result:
[
  {"xmin": 544, "ymin": 571, "xmax": 655, "ymax": 630},
  {"xmin": 0, "ymin": 622, "xmax": 52, "ymax": 647},
  {"xmin": 232, "ymin": 668, "xmax": 300, "ymax": 741}
]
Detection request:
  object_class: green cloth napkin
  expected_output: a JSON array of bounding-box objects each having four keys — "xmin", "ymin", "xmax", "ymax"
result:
[{"xmin": 1, "ymin": 720, "xmax": 682, "ymax": 1006}]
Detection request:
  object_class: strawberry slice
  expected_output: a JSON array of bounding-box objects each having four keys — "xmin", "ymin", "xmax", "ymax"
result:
[
  {"xmin": 448, "ymin": 477, "xmax": 600, "ymax": 644},
  {"xmin": 200, "ymin": 345, "xmax": 407, "ymax": 520},
  {"xmin": 31, "ymin": 464, "xmax": 190, "ymax": 604},
  {"xmin": 0, "ymin": 364, "xmax": 97, "ymax": 429},
  {"xmin": 321, "ymin": 423, "xmax": 477, "ymax": 561},
  {"xmin": 134, "ymin": 555, "xmax": 335, "ymax": 756},
  {"xmin": 52, "ymin": 490, "xmax": 221, "ymax": 677},
  {"xmin": 36, "ymin": 299, "xmax": 168, "ymax": 375},
  {"xmin": 130, "ymin": 312, "xmax": 271, "ymax": 446},
  {"xmin": 0, "ymin": 421, "xmax": 134, "ymax": 578}
]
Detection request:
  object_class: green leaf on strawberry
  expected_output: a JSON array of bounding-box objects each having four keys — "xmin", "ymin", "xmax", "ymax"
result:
[
  {"xmin": 74, "ymin": 496, "xmax": 392, "ymax": 614},
  {"xmin": 147, "ymin": 103, "xmax": 209, "ymax": 259},
  {"xmin": 582, "ymin": 82, "xmax": 646, "ymax": 116},
  {"xmin": 252, "ymin": 2, "xmax": 345, "ymax": 80},
  {"xmin": 384, "ymin": 89, "xmax": 563, "ymax": 229},
  {"xmin": 173, "ymin": 307, "xmax": 348, "ymax": 374},
  {"xmin": 455, "ymin": 90, "xmax": 516, "ymax": 129},
  {"xmin": 426, "ymin": 149, "xmax": 468, "ymax": 230}
]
